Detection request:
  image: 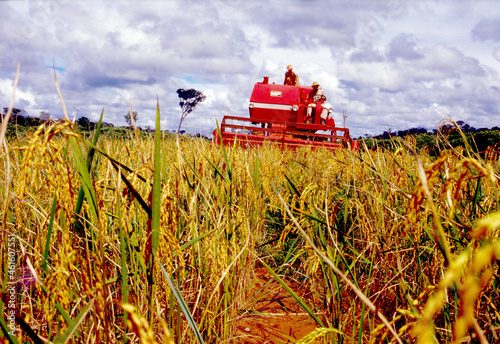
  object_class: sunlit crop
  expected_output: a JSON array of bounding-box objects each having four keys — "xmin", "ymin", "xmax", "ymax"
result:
[{"xmin": 1, "ymin": 109, "xmax": 499, "ymax": 343}]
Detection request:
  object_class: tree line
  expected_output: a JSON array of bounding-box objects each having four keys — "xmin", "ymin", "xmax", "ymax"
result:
[
  {"xmin": 2, "ymin": 87, "xmax": 206, "ymax": 135},
  {"xmin": 362, "ymin": 121, "xmax": 500, "ymax": 155},
  {"xmin": 366, "ymin": 121, "xmax": 499, "ymax": 140}
]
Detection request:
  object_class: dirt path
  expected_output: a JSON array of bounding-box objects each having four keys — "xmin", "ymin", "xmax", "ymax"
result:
[{"xmin": 231, "ymin": 267, "xmax": 320, "ymax": 343}]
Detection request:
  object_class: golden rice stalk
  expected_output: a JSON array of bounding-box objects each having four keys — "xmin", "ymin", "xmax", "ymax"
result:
[
  {"xmin": 122, "ymin": 303, "xmax": 156, "ymax": 344},
  {"xmin": 410, "ymin": 251, "xmax": 469, "ymax": 342},
  {"xmin": 406, "ymin": 155, "xmax": 449, "ymax": 237},
  {"xmin": 295, "ymin": 327, "xmax": 344, "ymax": 344},
  {"xmin": 411, "ymin": 210, "xmax": 500, "ymax": 343}
]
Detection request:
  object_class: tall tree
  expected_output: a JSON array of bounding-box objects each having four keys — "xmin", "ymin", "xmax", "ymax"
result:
[
  {"xmin": 176, "ymin": 88, "xmax": 206, "ymax": 134},
  {"xmin": 77, "ymin": 116, "xmax": 91, "ymax": 131},
  {"xmin": 124, "ymin": 111, "xmax": 138, "ymax": 128}
]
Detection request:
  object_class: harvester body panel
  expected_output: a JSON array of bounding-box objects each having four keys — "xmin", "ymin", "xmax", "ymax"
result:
[{"xmin": 249, "ymin": 82, "xmax": 302, "ymax": 123}]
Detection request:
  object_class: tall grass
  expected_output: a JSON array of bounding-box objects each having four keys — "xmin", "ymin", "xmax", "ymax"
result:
[{"xmin": 0, "ymin": 111, "xmax": 499, "ymax": 343}]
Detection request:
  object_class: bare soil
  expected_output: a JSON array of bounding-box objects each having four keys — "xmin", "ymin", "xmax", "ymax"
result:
[{"xmin": 231, "ymin": 267, "xmax": 320, "ymax": 343}]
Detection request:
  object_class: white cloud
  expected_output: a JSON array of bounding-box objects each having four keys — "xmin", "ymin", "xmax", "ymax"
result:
[
  {"xmin": 1, "ymin": 0, "xmax": 499, "ymax": 137},
  {"xmin": 0, "ymin": 79, "xmax": 37, "ymax": 109}
]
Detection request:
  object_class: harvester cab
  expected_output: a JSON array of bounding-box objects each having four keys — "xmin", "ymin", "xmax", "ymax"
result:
[{"xmin": 213, "ymin": 76, "xmax": 359, "ymax": 151}]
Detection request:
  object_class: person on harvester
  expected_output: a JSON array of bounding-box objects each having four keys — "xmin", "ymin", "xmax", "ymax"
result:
[
  {"xmin": 284, "ymin": 65, "xmax": 300, "ymax": 86},
  {"xmin": 306, "ymin": 82, "xmax": 331, "ymax": 124}
]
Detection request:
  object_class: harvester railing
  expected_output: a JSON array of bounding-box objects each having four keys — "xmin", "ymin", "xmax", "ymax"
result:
[{"xmin": 215, "ymin": 116, "xmax": 357, "ymax": 150}]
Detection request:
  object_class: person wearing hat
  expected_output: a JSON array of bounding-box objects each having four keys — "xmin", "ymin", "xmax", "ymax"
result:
[
  {"xmin": 306, "ymin": 82, "xmax": 331, "ymax": 124},
  {"xmin": 284, "ymin": 65, "xmax": 300, "ymax": 86}
]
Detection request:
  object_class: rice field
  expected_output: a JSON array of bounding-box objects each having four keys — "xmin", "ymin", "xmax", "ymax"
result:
[{"xmin": 1, "ymin": 107, "xmax": 500, "ymax": 343}]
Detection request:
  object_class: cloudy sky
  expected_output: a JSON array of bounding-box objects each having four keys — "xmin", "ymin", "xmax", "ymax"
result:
[{"xmin": 1, "ymin": 0, "xmax": 500, "ymax": 137}]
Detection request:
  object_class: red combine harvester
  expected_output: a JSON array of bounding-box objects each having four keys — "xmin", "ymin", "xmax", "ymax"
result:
[{"xmin": 213, "ymin": 76, "xmax": 359, "ymax": 151}]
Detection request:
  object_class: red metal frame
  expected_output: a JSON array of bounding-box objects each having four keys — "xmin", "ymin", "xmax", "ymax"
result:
[{"xmin": 213, "ymin": 116, "xmax": 358, "ymax": 151}]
